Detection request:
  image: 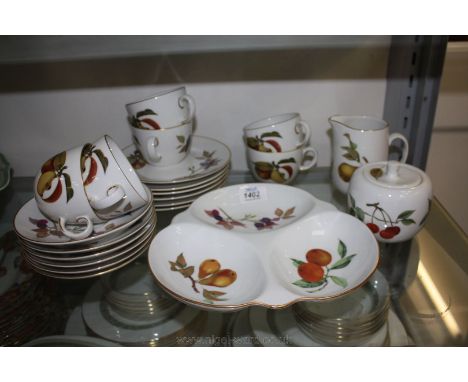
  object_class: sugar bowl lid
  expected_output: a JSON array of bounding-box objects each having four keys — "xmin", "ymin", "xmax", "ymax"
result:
[{"xmin": 363, "ymin": 161, "xmax": 424, "ymax": 189}]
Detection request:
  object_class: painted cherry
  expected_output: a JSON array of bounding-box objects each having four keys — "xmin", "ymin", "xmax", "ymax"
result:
[{"xmin": 366, "ymin": 223, "xmax": 380, "ymax": 233}]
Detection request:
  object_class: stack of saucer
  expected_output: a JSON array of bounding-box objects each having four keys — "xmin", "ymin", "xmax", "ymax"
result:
[
  {"xmin": 124, "ymin": 135, "xmax": 231, "ymax": 212},
  {"xmin": 80, "ymin": 262, "xmax": 225, "ymax": 346},
  {"xmin": 14, "ymin": 186, "xmax": 156, "ymax": 280},
  {"xmin": 292, "ymin": 271, "xmax": 391, "ymax": 346}
]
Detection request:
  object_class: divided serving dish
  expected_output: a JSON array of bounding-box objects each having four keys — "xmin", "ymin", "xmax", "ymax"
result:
[{"xmin": 148, "ymin": 183, "xmax": 379, "ymax": 312}]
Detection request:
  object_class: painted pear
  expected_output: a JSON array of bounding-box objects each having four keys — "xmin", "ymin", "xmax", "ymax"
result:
[
  {"xmin": 254, "ymin": 162, "xmax": 273, "ymax": 180},
  {"xmin": 198, "ymin": 259, "xmax": 221, "ymax": 279},
  {"xmin": 338, "ymin": 162, "xmax": 358, "ymax": 182},
  {"xmin": 199, "ymin": 269, "xmax": 237, "ymax": 287},
  {"xmin": 270, "ymin": 169, "xmax": 286, "ymax": 183}
]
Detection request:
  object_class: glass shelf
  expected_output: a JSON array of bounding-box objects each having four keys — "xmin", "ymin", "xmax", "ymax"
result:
[{"xmin": 1, "ymin": 169, "xmax": 467, "ymax": 346}]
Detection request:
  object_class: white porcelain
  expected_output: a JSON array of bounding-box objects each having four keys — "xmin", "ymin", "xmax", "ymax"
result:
[
  {"xmin": 247, "ymin": 306, "xmax": 408, "ymax": 347},
  {"xmin": 188, "ymin": 183, "xmax": 321, "ymax": 233},
  {"xmin": 34, "ymin": 147, "xmax": 103, "ymax": 240},
  {"xmin": 14, "ymin": 185, "xmax": 152, "ymax": 247},
  {"xmin": 348, "ymin": 160, "xmax": 433, "ymax": 243},
  {"xmin": 125, "ymin": 135, "xmax": 231, "ymax": 184},
  {"xmin": 246, "ymin": 145, "xmax": 317, "ymax": 184},
  {"xmin": 87, "ymin": 136, "xmax": 149, "ymax": 219},
  {"xmin": 19, "ymin": 206, "xmax": 155, "ymax": 255},
  {"xmin": 132, "ymin": 120, "xmax": 192, "ymax": 166},
  {"xmin": 329, "ymin": 115, "xmax": 409, "ymax": 194},
  {"xmin": 244, "ymin": 112, "xmax": 311, "ymax": 152},
  {"xmin": 126, "ymin": 86, "xmax": 195, "ymax": 130},
  {"xmin": 23, "ymin": 335, "xmax": 121, "ymax": 347},
  {"xmin": 82, "ymin": 280, "xmax": 201, "ymax": 344},
  {"xmin": 148, "ymin": 203, "xmax": 379, "ymax": 311}
]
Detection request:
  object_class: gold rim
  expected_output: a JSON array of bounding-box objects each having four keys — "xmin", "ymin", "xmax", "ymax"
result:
[{"xmin": 328, "ymin": 114, "xmax": 388, "ymax": 133}]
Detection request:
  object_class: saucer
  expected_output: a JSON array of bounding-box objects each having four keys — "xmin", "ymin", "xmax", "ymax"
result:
[
  {"xmin": 14, "ymin": 185, "xmax": 153, "ymax": 246},
  {"xmin": 247, "ymin": 306, "xmax": 409, "ymax": 347},
  {"xmin": 82, "ymin": 280, "xmax": 203, "ymax": 345},
  {"xmin": 23, "ymin": 335, "xmax": 121, "ymax": 347},
  {"xmin": 124, "ymin": 135, "xmax": 231, "ymax": 184}
]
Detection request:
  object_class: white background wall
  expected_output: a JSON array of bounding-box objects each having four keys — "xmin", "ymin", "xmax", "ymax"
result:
[{"xmin": 0, "ymin": 79, "xmax": 386, "ymax": 176}]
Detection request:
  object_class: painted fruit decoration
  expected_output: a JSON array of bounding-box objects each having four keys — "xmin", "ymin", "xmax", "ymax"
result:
[
  {"xmin": 169, "ymin": 254, "xmax": 237, "ymax": 304},
  {"xmin": 80, "ymin": 143, "xmax": 109, "ymax": 186},
  {"xmin": 348, "ymin": 194, "xmax": 415, "ymax": 240},
  {"xmin": 177, "ymin": 134, "xmax": 191, "ymax": 154},
  {"xmin": 127, "ymin": 149, "xmax": 147, "ymax": 170},
  {"xmin": 290, "ymin": 239, "xmax": 356, "ymax": 292},
  {"xmin": 36, "ymin": 151, "xmax": 74, "ymax": 203},
  {"xmin": 253, "ymin": 158, "xmax": 296, "ymax": 184},
  {"xmin": 246, "ymin": 131, "xmax": 283, "ymax": 152},
  {"xmin": 338, "ymin": 133, "xmax": 368, "ymax": 182},
  {"xmin": 129, "ymin": 108, "xmax": 161, "ymax": 130}
]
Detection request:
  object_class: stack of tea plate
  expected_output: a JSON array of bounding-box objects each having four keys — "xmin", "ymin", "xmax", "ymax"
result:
[
  {"xmin": 1, "ymin": 227, "xmax": 64, "ymax": 346},
  {"xmin": 124, "ymin": 135, "xmax": 231, "ymax": 212},
  {"xmin": 79, "ymin": 262, "xmax": 226, "ymax": 346},
  {"xmin": 13, "ymin": 186, "xmax": 156, "ymax": 280}
]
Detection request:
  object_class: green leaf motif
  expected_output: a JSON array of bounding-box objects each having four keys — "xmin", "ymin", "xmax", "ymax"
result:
[
  {"xmin": 330, "ymin": 275, "xmax": 348, "ymax": 288},
  {"xmin": 290, "ymin": 258, "xmax": 305, "ymax": 268},
  {"xmin": 260, "ymin": 131, "xmax": 282, "ymax": 139},
  {"xmin": 277, "ymin": 158, "xmax": 296, "ymax": 165},
  {"xmin": 349, "ymin": 194, "xmax": 356, "ymax": 209},
  {"xmin": 94, "ymin": 149, "xmax": 109, "ymax": 173},
  {"xmin": 176, "ymin": 253, "xmax": 186, "ymax": 268},
  {"xmin": 293, "ymin": 279, "xmax": 325, "ymax": 288},
  {"xmin": 338, "ymin": 240, "xmax": 347, "ymax": 258},
  {"xmin": 397, "ymin": 210, "xmax": 415, "ymax": 220},
  {"xmin": 355, "ymin": 207, "xmax": 365, "ymax": 221},
  {"xmin": 136, "ymin": 109, "xmax": 158, "ymax": 118},
  {"xmin": 177, "ymin": 135, "xmax": 186, "ymax": 144},
  {"xmin": 63, "ymin": 173, "xmax": 74, "ymax": 203},
  {"xmin": 203, "ymin": 289, "xmax": 227, "ymax": 302},
  {"xmin": 179, "ymin": 266, "xmax": 194, "ymax": 278},
  {"xmin": 329, "ymin": 254, "xmax": 356, "ymax": 270},
  {"xmin": 401, "ymin": 218, "xmax": 416, "ymax": 226}
]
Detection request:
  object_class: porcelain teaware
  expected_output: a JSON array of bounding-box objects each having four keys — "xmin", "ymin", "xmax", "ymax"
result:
[
  {"xmin": 348, "ymin": 160, "xmax": 432, "ymax": 243},
  {"xmin": 126, "ymin": 86, "xmax": 196, "ymax": 130},
  {"xmin": 329, "ymin": 115, "xmax": 409, "ymax": 194},
  {"xmin": 246, "ymin": 145, "xmax": 317, "ymax": 184},
  {"xmin": 244, "ymin": 113, "xmax": 311, "ymax": 152},
  {"xmin": 131, "ymin": 120, "xmax": 192, "ymax": 166}
]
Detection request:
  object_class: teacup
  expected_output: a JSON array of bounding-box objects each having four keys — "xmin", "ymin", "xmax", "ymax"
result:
[
  {"xmin": 85, "ymin": 135, "xmax": 150, "ymax": 219},
  {"xmin": 35, "ymin": 136, "xmax": 150, "ymax": 240},
  {"xmin": 243, "ymin": 113, "xmax": 311, "ymax": 152},
  {"xmin": 246, "ymin": 145, "xmax": 317, "ymax": 184},
  {"xmin": 126, "ymin": 86, "xmax": 196, "ymax": 130},
  {"xmin": 131, "ymin": 120, "xmax": 192, "ymax": 167},
  {"xmin": 34, "ymin": 147, "xmax": 104, "ymax": 240},
  {"xmin": 329, "ymin": 115, "xmax": 409, "ymax": 194}
]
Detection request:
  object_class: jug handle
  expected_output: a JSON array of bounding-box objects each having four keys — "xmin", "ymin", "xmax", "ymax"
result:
[{"xmin": 389, "ymin": 133, "xmax": 409, "ymax": 163}]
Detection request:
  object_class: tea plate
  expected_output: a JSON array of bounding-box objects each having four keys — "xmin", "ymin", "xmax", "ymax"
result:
[
  {"xmin": 14, "ymin": 186, "xmax": 153, "ymax": 246},
  {"xmin": 18, "ymin": 207, "xmax": 155, "ymax": 256},
  {"xmin": 124, "ymin": 135, "xmax": 231, "ymax": 184},
  {"xmin": 247, "ymin": 307, "xmax": 408, "ymax": 347},
  {"xmin": 148, "ymin": 208, "xmax": 379, "ymax": 311},
  {"xmin": 150, "ymin": 166, "xmax": 229, "ymax": 195},
  {"xmin": 23, "ymin": 216, "xmax": 156, "ymax": 268}
]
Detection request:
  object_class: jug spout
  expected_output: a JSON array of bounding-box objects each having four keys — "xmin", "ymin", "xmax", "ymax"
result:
[{"xmin": 328, "ymin": 115, "xmax": 388, "ymax": 132}]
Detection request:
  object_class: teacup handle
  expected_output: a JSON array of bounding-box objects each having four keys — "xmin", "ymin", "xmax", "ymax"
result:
[
  {"xmin": 300, "ymin": 147, "xmax": 318, "ymax": 171},
  {"xmin": 58, "ymin": 216, "xmax": 94, "ymax": 240},
  {"xmin": 146, "ymin": 137, "xmax": 162, "ymax": 163},
  {"xmin": 179, "ymin": 94, "xmax": 196, "ymax": 121},
  {"xmin": 389, "ymin": 133, "xmax": 409, "ymax": 163},
  {"xmin": 89, "ymin": 185, "xmax": 126, "ymax": 211},
  {"xmin": 295, "ymin": 120, "xmax": 312, "ymax": 147}
]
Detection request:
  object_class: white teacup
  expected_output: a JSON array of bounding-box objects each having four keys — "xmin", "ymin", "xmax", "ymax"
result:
[
  {"xmin": 246, "ymin": 145, "xmax": 317, "ymax": 185},
  {"xmin": 329, "ymin": 115, "xmax": 409, "ymax": 194},
  {"xmin": 34, "ymin": 147, "xmax": 104, "ymax": 240},
  {"xmin": 84, "ymin": 135, "xmax": 150, "ymax": 219},
  {"xmin": 131, "ymin": 120, "xmax": 192, "ymax": 167},
  {"xmin": 126, "ymin": 86, "xmax": 196, "ymax": 130},
  {"xmin": 243, "ymin": 113, "xmax": 311, "ymax": 152}
]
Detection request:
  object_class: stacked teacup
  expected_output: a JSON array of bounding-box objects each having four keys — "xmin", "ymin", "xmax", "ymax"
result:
[
  {"xmin": 15, "ymin": 136, "xmax": 156, "ymax": 279},
  {"xmin": 244, "ymin": 113, "xmax": 318, "ymax": 184},
  {"xmin": 125, "ymin": 87, "xmax": 195, "ymax": 169}
]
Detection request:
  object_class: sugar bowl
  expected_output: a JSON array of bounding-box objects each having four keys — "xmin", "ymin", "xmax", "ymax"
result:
[{"xmin": 348, "ymin": 161, "xmax": 432, "ymax": 243}]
